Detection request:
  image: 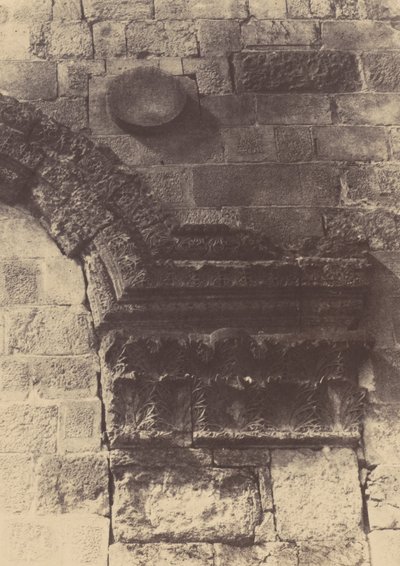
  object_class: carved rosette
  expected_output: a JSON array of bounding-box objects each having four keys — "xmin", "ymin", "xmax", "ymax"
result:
[{"xmin": 101, "ymin": 331, "xmax": 369, "ymax": 447}]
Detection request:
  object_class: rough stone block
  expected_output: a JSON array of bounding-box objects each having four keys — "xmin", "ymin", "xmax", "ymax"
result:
[
  {"xmin": 214, "ymin": 543, "xmax": 298, "ymax": 565},
  {"xmin": 138, "ymin": 166, "xmax": 194, "ymax": 207},
  {"xmin": 47, "ymin": 21, "xmax": 94, "ymax": 59},
  {"xmin": 109, "ymin": 542, "xmax": 214, "ymax": 566},
  {"xmin": 287, "ymin": 0, "xmax": 333, "ymax": 17},
  {"xmin": 190, "ymin": 0, "xmax": 247, "ymax": 18},
  {"xmin": 391, "ymin": 128, "xmax": 400, "ymax": 160},
  {"xmin": 183, "ymin": 57, "xmax": 232, "ymax": 95},
  {"xmin": 192, "ymin": 163, "xmax": 338, "ymax": 207},
  {"xmin": 36, "ymin": 454, "xmax": 109, "ymax": 515},
  {"xmin": 365, "ymin": 0, "xmax": 400, "ymax": 18},
  {"xmin": 127, "ymin": 20, "xmax": 197, "ymax": 57},
  {"xmin": 32, "ymin": 355, "xmax": 99, "ymax": 399},
  {"xmin": 0, "ymin": 61, "xmax": 57, "ymax": 100},
  {"xmin": 257, "ymin": 94, "xmax": 331, "ymax": 125},
  {"xmin": 222, "ymin": 126, "xmax": 277, "ymax": 162},
  {"xmin": 0, "ymin": 260, "xmax": 39, "ymax": 304},
  {"xmin": 201, "ymin": 94, "xmax": 256, "ymax": 126},
  {"xmin": 159, "ymin": 57, "xmax": 183, "ymax": 75},
  {"xmin": 61, "ymin": 515, "xmax": 110, "ymax": 565},
  {"xmin": 0, "ymin": 357, "xmax": 30, "ymax": 400},
  {"xmin": 112, "ymin": 466, "xmax": 262, "ymax": 543},
  {"xmin": 7, "ymin": 307, "xmax": 94, "ymax": 355},
  {"xmin": 0, "ymin": 22, "xmax": 31, "ymax": 59},
  {"xmin": 59, "ymin": 399, "xmax": 102, "ymax": 452},
  {"xmin": 276, "ymin": 126, "xmax": 314, "ymax": 162},
  {"xmin": 93, "ymin": 21, "xmax": 126, "ymax": 57},
  {"xmin": 213, "ymin": 448, "xmax": 270, "ymax": 467},
  {"xmin": 0, "ymin": 454, "xmax": 33, "ymax": 512},
  {"xmin": 345, "ymin": 164, "xmax": 400, "ymax": 206},
  {"xmin": 315, "ymin": 126, "xmax": 388, "ymax": 161},
  {"xmin": 364, "ymin": 405, "xmax": 400, "ymax": 465},
  {"xmin": 235, "ymin": 51, "xmax": 362, "ymax": 93},
  {"xmin": 41, "ymin": 257, "xmax": 86, "ymax": 305},
  {"xmin": 53, "ymin": 0, "xmax": 82, "ymax": 19},
  {"xmin": 0, "ymin": 402, "xmax": 58, "ymax": 452},
  {"xmin": 111, "ymin": 448, "xmax": 213, "ymax": 468},
  {"xmin": 271, "ymin": 448, "xmax": 363, "ymax": 541},
  {"xmin": 83, "ymin": 0, "xmax": 152, "ymax": 20},
  {"xmin": 242, "ymin": 20, "xmax": 319, "ymax": 47},
  {"xmin": 0, "ymin": 0, "xmax": 52, "ymax": 21},
  {"xmin": 0, "ymin": 515, "xmax": 60, "ymax": 564},
  {"xmin": 323, "ymin": 21, "xmax": 400, "ymax": 50},
  {"xmin": 369, "ymin": 530, "xmax": 400, "ymax": 566},
  {"xmin": 335, "ymin": 94, "xmax": 400, "ymax": 126},
  {"xmin": 35, "ymin": 97, "xmax": 88, "ymax": 131},
  {"xmin": 198, "ymin": 19, "xmax": 240, "ymax": 55},
  {"xmin": 367, "ymin": 465, "xmax": 400, "ymax": 529},
  {"xmin": 298, "ymin": 538, "xmax": 370, "ymax": 565},
  {"xmin": 58, "ymin": 60, "xmax": 105, "ymax": 97},
  {"xmin": 249, "ymin": 0, "xmax": 287, "ymax": 18},
  {"xmin": 363, "ymin": 52, "xmax": 400, "ymax": 92}
]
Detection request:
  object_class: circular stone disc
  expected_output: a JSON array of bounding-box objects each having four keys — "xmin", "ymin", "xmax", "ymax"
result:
[{"xmin": 108, "ymin": 67, "xmax": 187, "ymax": 128}]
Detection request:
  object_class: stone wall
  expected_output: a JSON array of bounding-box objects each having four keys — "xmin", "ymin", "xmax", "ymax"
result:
[{"xmin": 0, "ymin": 1, "xmax": 400, "ymax": 565}]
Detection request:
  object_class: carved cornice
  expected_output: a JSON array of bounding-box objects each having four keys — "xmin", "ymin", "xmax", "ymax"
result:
[{"xmin": 101, "ymin": 330, "xmax": 369, "ymax": 447}]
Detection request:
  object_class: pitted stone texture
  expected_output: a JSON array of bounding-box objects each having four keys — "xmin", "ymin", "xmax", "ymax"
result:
[
  {"xmin": 155, "ymin": 0, "xmax": 247, "ymax": 19},
  {"xmin": 83, "ymin": 0, "xmax": 152, "ymax": 20},
  {"xmin": 53, "ymin": 0, "xmax": 82, "ymax": 19},
  {"xmin": 249, "ymin": 0, "xmax": 287, "ymax": 18},
  {"xmin": 365, "ymin": 0, "xmax": 400, "ymax": 18},
  {"xmin": 369, "ymin": 530, "xmax": 400, "ymax": 566},
  {"xmin": 36, "ymin": 454, "xmax": 109, "ymax": 515},
  {"xmin": 59, "ymin": 399, "xmax": 102, "ymax": 452},
  {"xmin": 363, "ymin": 52, "xmax": 400, "ymax": 92},
  {"xmin": 287, "ymin": 0, "xmax": 333, "ymax": 17},
  {"xmin": 214, "ymin": 543, "xmax": 298, "ymax": 566},
  {"xmin": 298, "ymin": 538, "xmax": 370, "ymax": 566},
  {"xmin": 367, "ymin": 465, "xmax": 400, "ymax": 529},
  {"xmin": 112, "ymin": 466, "xmax": 262, "ymax": 543},
  {"xmin": 271, "ymin": 448, "xmax": 363, "ymax": 541},
  {"xmin": 235, "ymin": 51, "xmax": 362, "ymax": 93},
  {"xmin": 0, "ymin": 403, "xmax": 58, "ymax": 453},
  {"xmin": 109, "ymin": 542, "xmax": 214, "ymax": 566},
  {"xmin": 7, "ymin": 307, "xmax": 95, "ymax": 355},
  {"xmin": 127, "ymin": 20, "xmax": 197, "ymax": 58},
  {"xmin": 0, "ymin": 454, "xmax": 33, "ymax": 512},
  {"xmin": 364, "ymin": 404, "xmax": 400, "ymax": 465},
  {"xmin": 242, "ymin": 20, "xmax": 319, "ymax": 48}
]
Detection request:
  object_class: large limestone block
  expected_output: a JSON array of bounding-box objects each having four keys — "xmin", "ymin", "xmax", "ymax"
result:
[
  {"xmin": 109, "ymin": 542, "xmax": 214, "ymax": 566},
  {"xmin": 369, "ymin": 530, "xmax": 400, "ymax": 566},
  {"xmin": 214, "ymin": 543, "xmax": 298, "ymax": 565},
  {"xmin": 112, "ymin": 466, "xmax": 262, "ymax": 543},
  {"xmin": 271, "ymin": 448, "xmax": 363, "ymax": 541},
  {"xmin": 367, "ymin": 465, "xmax": 400, "ymax": 529}
]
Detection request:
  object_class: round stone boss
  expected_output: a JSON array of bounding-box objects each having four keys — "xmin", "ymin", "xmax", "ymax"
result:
[{"xmin": 108, "ymin": 67, "xmax": 187, "ymax": 129}]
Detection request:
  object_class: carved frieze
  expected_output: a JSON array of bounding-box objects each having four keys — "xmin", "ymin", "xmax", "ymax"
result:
[{"xmin": 101, "ymin": 331, "xmax": 369, "ymax": 447}]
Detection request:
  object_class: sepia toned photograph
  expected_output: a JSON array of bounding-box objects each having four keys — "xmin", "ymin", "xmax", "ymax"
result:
[{"xmin": 0, "ymin": 0, "xmax": 399, "ymax": 564}]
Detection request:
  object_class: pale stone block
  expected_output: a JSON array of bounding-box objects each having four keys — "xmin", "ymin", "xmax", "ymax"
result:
[
  {"xmin": 109, "ymin": 542, "xmax": 214, "ymax": 566},
  {"xmin": 369, "ymin": 530, "xmax": 400, "ymax": 566},
  {"xmin": 59, "ymin": 399, "xmax": 102, "ymax": 452},
  {"xmin": 42, "ymin": 257, "xmax": 86, "ymax": 305},
  {"xmin": 214, "ymin": 543, "xmax": 298, "ymax": 566},
  {"xmin": 364, "ymin": 404, "xmax": 400, "ymax": 465},
  {"xmin": 271, "ymin": 448, "xmax": 363, "ymax": 541},
  {"xmin": 93, "ymin": 21, "xmax": 126, "ymax": 58},
  {"xmin": 53, "ymin": 0, "xmax": 82, "ymax": 19},
  {"xmin": 249, "ymin": 0, "xmax": 287, "ymax": 18},
  {"xmin": 0, "ymin": 454, "xmax": 33, "ymax": 512},
  {"xmin": 368, "ymin": 465, "xmax": 400, "ymax": 529}
]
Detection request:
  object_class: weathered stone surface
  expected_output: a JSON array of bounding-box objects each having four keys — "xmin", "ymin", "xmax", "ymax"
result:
[
  {"xmin": 287, "ymin": 0, "xmax": 333, "ymax": 17},
  {"xmin": 0, "ymin": 357, "xmax": 30, "ymax": 400},
  {"xmin": 213, "ymin": 448, "xmax": 270, "ymax": 467},
  {"xmin": 0, "ymin": 61, "xmax": 57, "ymax": 100},
  {"xmin": 214, "ymin": 543, "xmax": 298, "ymax": 566},
  {"xmin": 222, "ymin": 126, "xmax": 277, "ymax": 162},
  {"xmin": 364, "ymin": 404, "xmax": 400, "ymax": 465},
  {"xmin": 155, "ymin": 0, "xmax": 247, "ymax": 18},
  {"xmin": 183, "ymin": 57, "xmax": 232, "ymax": 95},
  {"xmin": 83, "ymin": 0, "xmax": 152, "ymax": 20},
  {"xmin": 35, "ymin": 97, "xmax": 88, "ymax": 130},
  {"xmin": 42, "ymin": 257, "xmax": 86, "ymax": 304},
  {"xmin": 109, "ymin": 542, "xmax": 214, "ymax": 565},
  {"xmin": 315, "ymin": 126, "xmax": 388, "ymax": 161},
  {"xmin": 363, "ymin": 52, "xmax": 400, "ymax": 92},
  {"xmin": 0, "ymin": 260, "xmax": 39, "ymax": 304},
  {"xmin": 298, "ymin": 538, "xmax": 370, "ymax": 566},
  {"xmin": 235, "ymin": 51, "xmax": 362, "ymax": 93},
  {"xmin": 257, "ymin": 94, "xmax": 331, "ymax": 125},
  {"xmin": 249, "ymin": 0, "xmax": 287, "ymax": 18},
  {"xmin": 138, "ymin": 166, "xmax": 194, "ymax": 207},
  {"xmin": 111, "ymin": 448, "xmax": 212, "ymax": 468},
  {"xmin": 201, "ymin": 94, "xmax": 256, "ymax": 126},
  {"xmin": 36, "ymin": 454, "xmax": 109, "ymax": 515},
  {"xmin": 32, "ymin": 355, "xmax": 99, "ymax": 399},
  {"xmin": 59, "ymin": 399, "xmax": 102, "ymax": 452},
  {"xmin": 7, "ymin": 307, "xmax": 94, "ymax": 355},
  {"xmin": 112, "ymin": 466, "xmax": 261, "ymax": 543},
  {"xmin": 369, "ymin": 530, "xmax": 400, "ymax": 566},
  {"xmin": 271, "ymin": 448, "xmax": 363, "ymax": 541},
  {"xmin": 335, "ymin": 94, "xmax": 400, "ymax": 125},
  {"xmin": 93, "ymin": 21, "xmax": 126, "ymax": 57},
  {"xmin": 0, "ymin": 454, "xmax": 33, "ymax": 512},
  {"xmin": 127, "ymin": 20, "xmax": 197, "ymax": 57},
  {"xmin": 242, "ymin": 20, "xmax": 319, "ymax": 47},
  {"xmin": 367, "ymin": 465, "xmax": 400, "ymax": 529},
  {"xmin": 0, "ymin": 0, "xmax": 52, "ymax": 21},
  {"xmin": 0, "ymin": 403, "xmax": 58, "ymax": 452},
  {"xmin": 53, "ymin": 0, "xmax": 82, "ymax": 19},
  {"xmin": 198, "ymin": 19, "xmax": 240, "ymax": 55},
  {"xmin": 47, "ymin": 21, "xmax": 94, "ymax": 59},
  {"xmin": 59, "ymin": 60, "xmax": 105, "ymax": 97},
  {"xmin": 0, "ymin": 22, "xmax": 31, "ymax": 59},
  {"xmin": 276, "ymin": 126, "xmax": 314, "ymax": 162},
  {"xmin": 365, "ymin": 0, "xmax": 400, "ymax": 18},
  {"xmin": 323, "ymin": 21, "xmax": 400, "ymax": 50}
]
